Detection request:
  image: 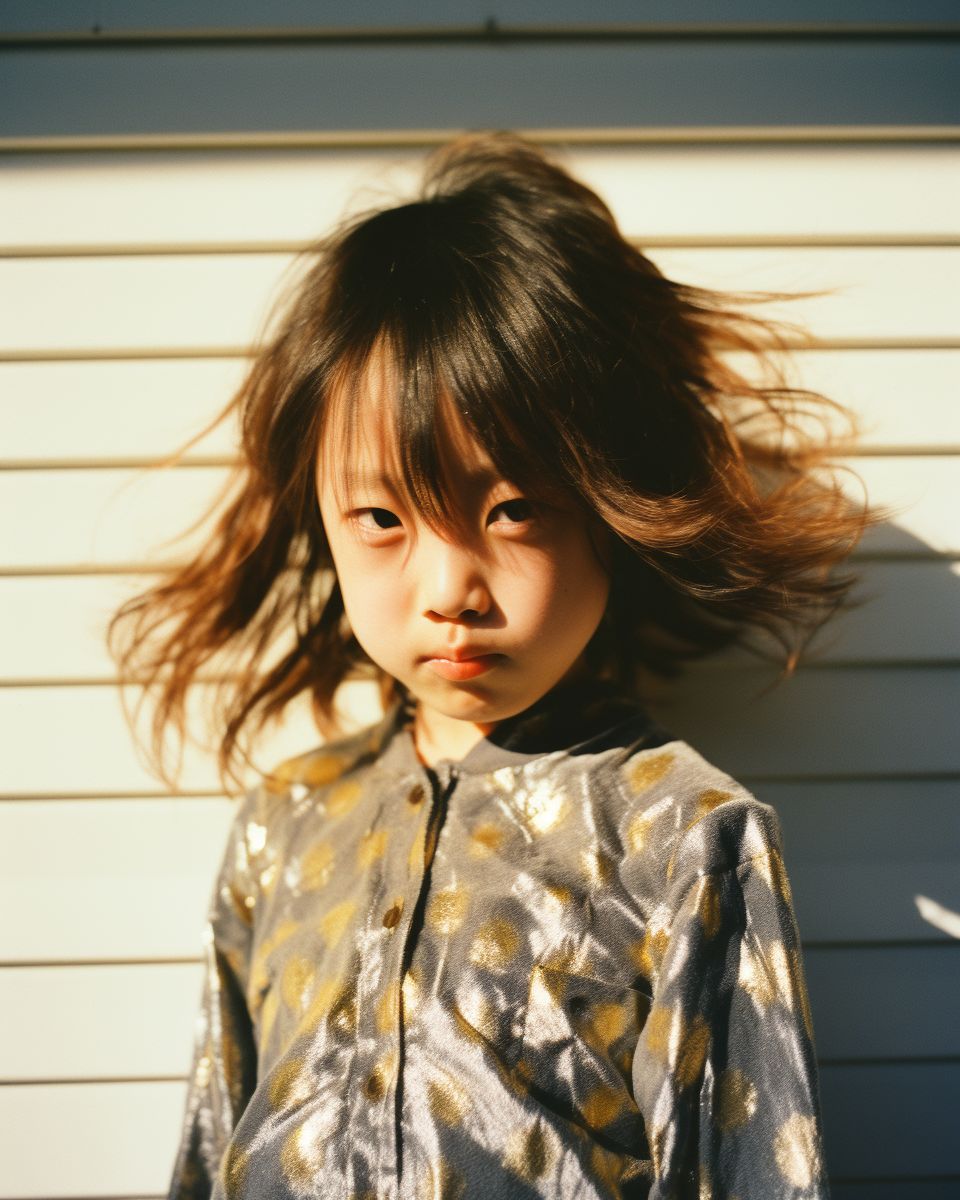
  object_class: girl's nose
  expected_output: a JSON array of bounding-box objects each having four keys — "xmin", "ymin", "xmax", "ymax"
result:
[{"xmin": 421, "ymin": 539, "xmax": 492, "ymax": 621}]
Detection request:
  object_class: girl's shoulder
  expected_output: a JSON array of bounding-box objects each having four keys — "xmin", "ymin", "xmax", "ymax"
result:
[
  {"xmin": 260, "ymin": 719, "xmax": 388, "ymax": 797},
  {"xmin": 220, "ymin": 717, "xmax": 393, "ymax": 873},
  {"xmin": 614, "ymin": 731, "xmax": 785, "ymax": 900}
]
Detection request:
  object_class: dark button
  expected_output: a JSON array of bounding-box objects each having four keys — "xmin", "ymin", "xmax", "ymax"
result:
[
  {"xmin": 363, "ymin": 1065, "xmax": 386, "ymax": 1101},
  {"xmin": 382, "ymin": 900, "xmax": 403, "ymax": 928},
  {"xmin": 407, "ymin": 783, "xmax": 426, "ymax": 806}
]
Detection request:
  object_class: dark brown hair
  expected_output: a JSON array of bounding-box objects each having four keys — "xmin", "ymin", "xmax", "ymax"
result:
[{"xmin": 108, "ymin": 133, "xmax": 871, "ymax": 791}]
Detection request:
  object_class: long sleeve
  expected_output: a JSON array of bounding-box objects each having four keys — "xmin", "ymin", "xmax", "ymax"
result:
[
  {"xmin": 632, "ymin": 834, "xmax": 829, "ymax": 1199},
  {"xmin": 168, "ymin": 790, "xmax": 261, "ymax": 1200}
]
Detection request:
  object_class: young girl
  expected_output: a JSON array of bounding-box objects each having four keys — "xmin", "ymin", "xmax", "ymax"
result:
[{"xmin": 110, "ymin": 134, "xmax": 867, "ymax": 1199}]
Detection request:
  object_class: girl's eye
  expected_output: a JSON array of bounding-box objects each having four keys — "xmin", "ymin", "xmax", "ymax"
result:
[
  {"xmin": 356, "ymin": 508, "xmax": 401, "ymax": 532},
  {"xmin": 489, "ymin": 498, "xmax": 534, "ymax": 525}
]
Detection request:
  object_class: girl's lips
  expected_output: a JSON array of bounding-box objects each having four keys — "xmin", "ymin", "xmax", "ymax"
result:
[{"xmin": 423, "ymin": 654, "xmax": 501, "ymax": 681}]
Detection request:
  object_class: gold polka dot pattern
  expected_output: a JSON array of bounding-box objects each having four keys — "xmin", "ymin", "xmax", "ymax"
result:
[
  {"xmin": 167, "ymin": 689, "xmax": 828, "ymax": 1199},
  {"xmin": 775, "ymin": 1113, "xmax": 822, "ymax": 1188}
]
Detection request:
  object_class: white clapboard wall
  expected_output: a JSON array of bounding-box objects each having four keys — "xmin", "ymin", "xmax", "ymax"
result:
[{"xmin": 2, "ymin": 5, "xmax": 960, "ymax": 1199}]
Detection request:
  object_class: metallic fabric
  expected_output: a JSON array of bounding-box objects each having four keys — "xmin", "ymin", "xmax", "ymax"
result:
[{"xmin": 168, "ymin": 683, "xmax": 828, "ymax": 1199}]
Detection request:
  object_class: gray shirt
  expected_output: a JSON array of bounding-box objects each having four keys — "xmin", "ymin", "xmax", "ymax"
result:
[{"xmin": 169, "ymin": 682, "xmax": 828, "ymax": 1199}]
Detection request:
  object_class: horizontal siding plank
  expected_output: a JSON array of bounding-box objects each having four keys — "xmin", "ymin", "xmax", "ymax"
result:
[
  {"xmin": 2, "ymin": 41, "xmax": 958, "ymax": 139},
  {"xmin": 736, "ymin": 850, "xmax": 954, "ymax": 942},
  {"xmin": 0, "ymin": 682, "xmax": 370, "ymax": 797},
  {"xmin": 655, "ymin": 664, "xmax": 960, "ymax": 778},
  {"xmin": 0, "ymin": 572, "xmax": 296, "ymax": 681},
  {"xmin": 3, "ymin": 349, "xmax": 959, "ymax": 463},
  {"xmin": 0, "ymin": 962, "xmax": 204, "ymax": 1080},
  {"xmin": 3, "ymin": 944, "xmax": 956, "ymax": 1081},
  {"xmin": 1, "ymin": 669, "xmax": 958, "ymax": 796},
  {"xmin": 820, "ymin": 1063, "xmax": 960, "ymax": 1178},
  {"xmin": 756, "ymin": 348, "xmax": 960, "ymax": 452},
  {"xmin": 0, "ymin": 1080, "xmax": 184, "ymax": 1197},
  {"xmin": 3, "ymin": 779, "xmax": 957, "ymax": 960},
  {"xmin": 805, "ymin": 946, "xmax": 960, "ymax": 1060},
  {"xmin": 0, "ymin": 147, "xmax": 423, "ymax": 251},
  {"xmin": 2, "ymin": 248, "xmax": 959, "ymax": 356},
  {"xmin": 651, "ymin": 247, "xmax": 960, "ymax": 343},
  {"xmin": 0, "ymin": 253, "xmax": 288, "ymax": 356},
  {"xmin": 0, "ymin": 798, "xmax": 233, "ymax": 962},
  {"xmin": 2, "ymin": 1065, "xmax": 955, "ymax": 1193},
  {"xmin": 2, "ymin": 144, "xmax": 958, "ymax": 248},
  {"xmin": 1, "ymin": 457, "xmax": 956, "ymax": 571},
  {"xmin": 765, "ymin": 781, "xmax": 960, "ymax": 868},
  {"xmin": 715, "ymin": 779, "xmax": 960, "ymax": 943},
  {"xmin": 0, "ymin": 358, "xmax": 245, "ymax": 462},
  {"xmin": 3, "ymin": 560, "xmax": 958, "ymax": 682},
  {"xmin": 806, "ymin": 560, "xmax": 960, "ymax": 662},
  {"xmin": 4, "ymin": 1, "xmax": 958, "ymax": 37},
  {"xmin": 841, "ymin": 456, "xmax": 958, "ymax": 558},
  {"xmin": 0, "ymin": 464, "xmax": 232, "ymax": 571}
]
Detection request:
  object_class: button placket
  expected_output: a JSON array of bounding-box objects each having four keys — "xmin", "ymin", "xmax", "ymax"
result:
[{"xmin": 388, "ymin": 766, "xmax": 458, "ymax": 1185}]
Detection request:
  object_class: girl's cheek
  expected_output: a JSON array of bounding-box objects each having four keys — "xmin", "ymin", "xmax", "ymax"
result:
[{"xmin": 502, "ymin": 571, "xmax": 558, "ymax": 627}]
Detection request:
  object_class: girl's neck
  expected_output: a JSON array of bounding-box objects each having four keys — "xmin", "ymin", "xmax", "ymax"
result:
[{"xmin": 412, "ymin": 704, "xmax": 497, "ymax": 767}]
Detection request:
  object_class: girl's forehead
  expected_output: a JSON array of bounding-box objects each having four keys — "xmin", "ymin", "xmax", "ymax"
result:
[{"xmin": 318, "ymin": 358, "xmax": 499, "ymax": 490}]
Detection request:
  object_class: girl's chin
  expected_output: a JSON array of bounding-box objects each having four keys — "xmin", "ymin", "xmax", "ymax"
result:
[
  {"xmin": 417, "ymin": 694, "xmax": 502, "ymax": 726},
  {"xmin": 412, "ymin": 684, "xmax": 546, "ymax": 734},
  {"xmin": 405, "ymin": 679, "xmax": 498, "ymax": 719}
]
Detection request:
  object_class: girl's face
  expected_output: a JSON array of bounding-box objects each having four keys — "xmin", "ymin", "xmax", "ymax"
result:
[{"xmin": 316, "ymin": 369, "xmax": 611, "ymax": 763}]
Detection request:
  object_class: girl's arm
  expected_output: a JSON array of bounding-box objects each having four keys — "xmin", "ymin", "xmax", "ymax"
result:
[
  {"xmin": 632, "ymin": 830, "xmax": 829, "ymax": 1199},
  {"xmin": 167, "ymin": 792, "xmax": 260, "ymax": 1200}
]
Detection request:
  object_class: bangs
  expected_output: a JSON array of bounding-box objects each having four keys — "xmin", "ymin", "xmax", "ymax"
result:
[
  {"xmin": 320, "ymin": 340, "xmax": 574, "ymax": 536},
  {"xmin": 316, "ymin": 199, "xmax": 594, "ymax": 528}
]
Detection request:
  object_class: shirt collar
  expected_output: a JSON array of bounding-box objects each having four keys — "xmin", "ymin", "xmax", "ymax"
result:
[{"xmin": 371, "ymin": 679, "xmax": 659, "ymax": 778}]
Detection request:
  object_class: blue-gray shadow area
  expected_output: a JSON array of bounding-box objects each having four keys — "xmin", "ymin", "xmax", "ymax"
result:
[{"xmin": 1, "ymin": 39, "xmax": 959, "ymax": 138}]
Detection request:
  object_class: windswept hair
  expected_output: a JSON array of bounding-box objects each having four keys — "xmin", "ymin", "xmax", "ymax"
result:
[{"xmin": 108, "ymin": 133, "xmax": 871, "ymax": 791}]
